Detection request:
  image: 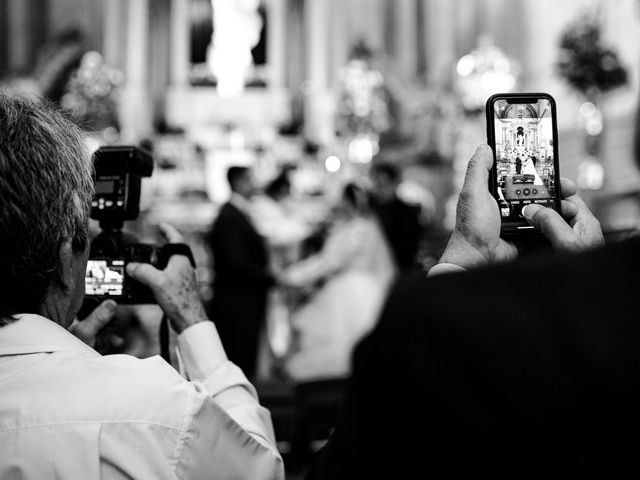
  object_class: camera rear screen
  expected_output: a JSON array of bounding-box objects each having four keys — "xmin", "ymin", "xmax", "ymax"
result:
[
  {"xmin": 85, "ymin": 259, "xmax": 125, "ymax": 297},
  {"xmin": 491, "ymin": 98, "xmax": 558, "ymax": 221}
]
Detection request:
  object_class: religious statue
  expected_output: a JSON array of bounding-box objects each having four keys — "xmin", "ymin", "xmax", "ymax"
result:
[{"xmin": 207, "ymin": 0, "xmax": 262, "ymax": 97}]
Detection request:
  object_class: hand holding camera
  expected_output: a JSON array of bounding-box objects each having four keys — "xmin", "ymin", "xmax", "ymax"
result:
[
  {"xmin": 126, "ymin": 223, "xmax": 208, "ymax": 334},
  {"xmin": 81, "ymin": 146, "xmax": 205, "ymax": 340}
]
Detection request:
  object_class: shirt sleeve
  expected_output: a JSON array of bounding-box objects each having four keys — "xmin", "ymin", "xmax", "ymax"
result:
[
  {"xmin": 427, "ymin": 263, "xmax": 467, "ymax": 277},
  {"xmin": 174, "ymin": 321, "xmax": 284, "ymax": 479}
]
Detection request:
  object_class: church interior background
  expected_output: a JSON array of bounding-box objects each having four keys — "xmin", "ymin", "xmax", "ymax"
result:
[{"xmin": 2, "ymin": 0, "xmax": 640, "ymax": 476}]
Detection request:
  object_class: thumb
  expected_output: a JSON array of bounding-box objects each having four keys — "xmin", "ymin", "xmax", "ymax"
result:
[
  {"xmin": 83, "ymin": 299, "xmax": 117, "ymax": 331},
  {"xmin": 462, "ymin": 144, "xmax": 493, "ymax": 195},
  {"xmin": 126, "ymin": 262, "xmax": 163, "ymax": 288}
]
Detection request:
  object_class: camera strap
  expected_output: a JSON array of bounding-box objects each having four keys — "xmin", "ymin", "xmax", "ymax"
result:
[
  {"xmin": 159, "ymin": 314, "xmax": 171, "ymax": 364},
  {"xmin": 162, "ymin": 243, "xmax": 196, "ymax": 268}
]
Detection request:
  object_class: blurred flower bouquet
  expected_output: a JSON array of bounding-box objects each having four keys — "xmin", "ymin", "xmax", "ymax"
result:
[
  {"xmin": 335, "ymin": 41, "xmax": 390, "ymax": 165},
  {"xmin": 557, "ymin": 11, "xmax": 628, "ymax": 190},
  {"xmin": 61, "ymin": 51, "xmax": 123, "ymax": 135},
  {"xmin": 557, "ymin": 11, "xmax": 627, "ymax": 97}
]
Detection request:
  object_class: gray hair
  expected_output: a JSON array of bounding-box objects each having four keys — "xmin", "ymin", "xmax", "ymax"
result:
[{"xmin": 0, "ymin": 94, "xmax": 94, "ymax": 322}]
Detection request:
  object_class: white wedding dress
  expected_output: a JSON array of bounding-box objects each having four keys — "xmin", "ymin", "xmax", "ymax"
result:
[{"xmin": 282, "ymin": 214, "xmax": 396, "ymax": 382}]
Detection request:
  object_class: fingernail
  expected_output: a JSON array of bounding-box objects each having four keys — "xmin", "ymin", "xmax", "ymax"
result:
[
  {"xmin": 103, "ymin": 300, "xmax": 117, "ymax": 313},
  {"xmin": 476, "ymin": 144, "xmax": 491, "ymax": 153},
  {"xmin": 522, "ymin": 204, "xmax": 542, "ymax": 219}
]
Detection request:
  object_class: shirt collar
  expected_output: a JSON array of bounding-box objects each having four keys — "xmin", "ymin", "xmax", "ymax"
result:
[{"xmin": 0, "ymin": 313, "xmax": 97, "ymax": 356}]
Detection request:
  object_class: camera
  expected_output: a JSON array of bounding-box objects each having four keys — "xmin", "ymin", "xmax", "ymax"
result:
[{"xmin": 81, "ymin": 146, "xmax": 194, "ymax": 315}]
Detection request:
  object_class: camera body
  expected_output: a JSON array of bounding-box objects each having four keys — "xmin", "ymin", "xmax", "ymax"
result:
[
  {"xmin": 81, "ymin": 146, "xmax": 193, "ymax": 315},
  {"xmin": 86, "ymin": 234, "xmax": 170, "ymax": 305}
]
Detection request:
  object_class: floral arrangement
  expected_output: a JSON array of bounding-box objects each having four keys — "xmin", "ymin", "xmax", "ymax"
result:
[
  {"xmin": 335, "ymin": 41, "xmax": 390, "ymax": 138},
  {"xmin": 556, "ymin": 11, "xmax": 627, "ymax": 97},
  {"xmin": 60, "ymin": 51, "xmax": 123, "ymax": 132}
]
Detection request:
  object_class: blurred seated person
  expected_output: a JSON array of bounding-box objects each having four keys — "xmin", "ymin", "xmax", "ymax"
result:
[
  {"xmin": 0, "ymin": 94, "xmax": 283, "ymax": 479},
  {"xmin": 304, "ymin": 145, "xmax": 640, "ymax": 479},
  {"xmin": 280, "ymin": 183, "xmax": 396, "ymax": 382},
  {"xmin": 369, "ymin": 163, "xmax": 423, "ymax": 273}
]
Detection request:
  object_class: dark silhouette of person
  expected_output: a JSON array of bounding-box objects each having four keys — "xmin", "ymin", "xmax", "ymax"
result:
[
  {"xmin": 369, "ymin": 163, "xmax": 423, "ymax": 272},
  {"xmin": 515, "ymin": 156, "xmax": 522, "ymax": 174},
  {"xmin": 208, "ymin": 166, "xmax": 274, "ymax": 379},
  {"xmin": 304, "ymin": 145, "xmax": 636, "ymax": 479}
]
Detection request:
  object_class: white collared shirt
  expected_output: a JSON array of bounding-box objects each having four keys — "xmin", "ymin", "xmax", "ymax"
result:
[{"xmin": 0, "ymin": 314, "xmax": 284, "ymax": 479}]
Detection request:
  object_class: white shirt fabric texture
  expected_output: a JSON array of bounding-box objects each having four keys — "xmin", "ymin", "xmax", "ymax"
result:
[{"xmin": 0, "ymin": 314, "xmax": 284, "ymax": 480}]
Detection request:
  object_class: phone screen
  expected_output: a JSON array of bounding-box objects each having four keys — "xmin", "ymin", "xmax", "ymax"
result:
[
  {"xmin": 490, "ymin": 96, "xmax": 559, "ymax": 223},
  {"xmin": 85, "ymin": 259, "xmax": 125, "ymax": 297}
]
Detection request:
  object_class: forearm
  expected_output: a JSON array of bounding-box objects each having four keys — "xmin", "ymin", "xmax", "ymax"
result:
[{"xmin": 176, "ymin": 322, "xmax": 279, "ymax": 449}]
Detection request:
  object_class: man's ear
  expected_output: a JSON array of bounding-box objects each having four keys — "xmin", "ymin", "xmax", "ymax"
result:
[{"xmin": 57, "ymin": 240, "xmax": 75, "ymax": 292}]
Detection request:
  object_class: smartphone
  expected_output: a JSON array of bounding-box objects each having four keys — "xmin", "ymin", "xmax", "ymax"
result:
[{"xmin": 486, "ymin": 93, "xmax": 562, "ymax": 236}]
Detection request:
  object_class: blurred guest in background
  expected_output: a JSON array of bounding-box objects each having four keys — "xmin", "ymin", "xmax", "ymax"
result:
[
  {"xmin": 369, "ymin": 163, "xmax": 423, "ymax": 273},
  {"xmin": 280, "ymin": 183, "xmax": 396, "ymax": 382},
  {"xmin": 208, "ymin": 166, "xmax": 275, "ymax": 379}
]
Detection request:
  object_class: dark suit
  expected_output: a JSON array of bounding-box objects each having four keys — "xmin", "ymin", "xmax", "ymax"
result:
[
  {"xmin": 307, "ymin": 237, "xmax": 640, "ymax": 478},
  {"xmin": 371, "ymin": 196, "xmax": 422, "ymax": 271},
  {"xmin": 208, "ymin": 202, "xmax": 274, "ymax": 378}
]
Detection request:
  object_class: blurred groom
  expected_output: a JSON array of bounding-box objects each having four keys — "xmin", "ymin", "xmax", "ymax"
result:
[{"xmin": 208, "ymin": 166, "xmax": 275, "ymax": 379}]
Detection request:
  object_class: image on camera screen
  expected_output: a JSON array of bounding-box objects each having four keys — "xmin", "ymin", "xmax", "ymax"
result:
[
  {"xmin": 492, "ymin": 98, "xmax": 557, "ymax": 221},
  {"xmin": 85, "ymin": 259, "xmax": 125, "ymax": 296}
]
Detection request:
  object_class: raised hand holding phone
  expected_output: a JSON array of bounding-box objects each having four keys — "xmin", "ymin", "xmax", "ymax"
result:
[{"xmin": 438, "ymin": 143, "xmax": 604, "ymax": 270}]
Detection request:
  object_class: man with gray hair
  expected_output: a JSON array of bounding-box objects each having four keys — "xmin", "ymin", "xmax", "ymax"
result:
[{"xmin": 0, "ymin": 94, "xmax": 283, "ymax": 479}]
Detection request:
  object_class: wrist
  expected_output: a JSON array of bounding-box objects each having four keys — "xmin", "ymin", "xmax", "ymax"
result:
[
  {"xmin": 439, "ymin": 230, "xmax": 490, "ymax": 270},
  {"xmin": 170, "ymin": 306, "xmax": 209, "ymax": 335}
]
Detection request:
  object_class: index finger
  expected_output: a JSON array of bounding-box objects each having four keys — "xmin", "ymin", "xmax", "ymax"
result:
[{"xmin": 158, "ymin": 222, "xmax": 185, "ymax": 243}]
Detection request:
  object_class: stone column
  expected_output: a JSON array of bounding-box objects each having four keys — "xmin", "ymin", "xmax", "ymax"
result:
[
  {"xmin": 304, "ymin": 0, "xmax": 333, "ymax": 145},
  {"xmin": 119, "ymin": 0, "xmax": 152, "ymax": 142},
  {"xmin": 103, "ymin": 0, "xmax": 125, "ymax": 70},
  {"xmin": 266, "ymin": 0, "xmax": 286, "ymax": 89},
  {"xmin": 7, "ymin": 0, "xmax": 30, "ymax": 73},
  {"xmin": 425, "ymin": 0, "xmax": 457, "ymax": 86},
  {"xmin": 170, "ymin": 0, "xmax": 190, "ymax": 89},
  {"xmin": 394, "ymin": 0, "xmax": 418, "ymax": 79}
]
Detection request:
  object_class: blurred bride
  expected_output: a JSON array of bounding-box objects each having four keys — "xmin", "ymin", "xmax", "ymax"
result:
[{"xmin": 280, "ymin": 183, "xmax": 396, "ymax": 382}]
